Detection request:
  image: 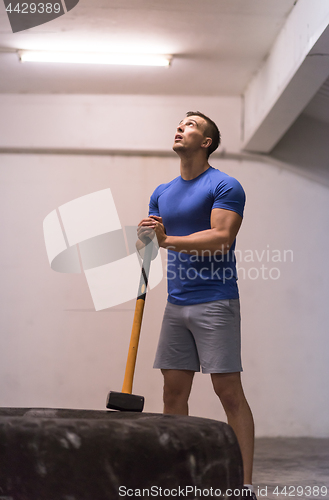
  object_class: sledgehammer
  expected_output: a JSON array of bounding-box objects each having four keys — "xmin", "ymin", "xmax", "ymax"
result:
[{"xmin": 106, "ymin": 239, "xmax": 154, "ymax": 412}]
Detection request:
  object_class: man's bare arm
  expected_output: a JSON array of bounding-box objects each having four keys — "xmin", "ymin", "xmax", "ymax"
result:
[
  {"xmin": 139, "ymin": 209, "xmax": 242, "ymax": 255},
  {"xmin": 136, "ymin": 217, "xmax": 161, "ymax": 259}
]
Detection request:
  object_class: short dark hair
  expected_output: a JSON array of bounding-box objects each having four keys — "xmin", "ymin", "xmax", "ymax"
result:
[{"xmin": 186, "ymin": 111, "xmax": 221, "ymax": 158}]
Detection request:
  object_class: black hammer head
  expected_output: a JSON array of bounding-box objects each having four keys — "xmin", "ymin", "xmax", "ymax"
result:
[{"xmin": 106, "ymin": 391, "xmax": 144, "ymax": 412}]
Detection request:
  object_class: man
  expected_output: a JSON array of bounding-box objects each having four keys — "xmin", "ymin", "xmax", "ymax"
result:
[{"xmin": 138, "ymin": 111, "xmax": 256, "ymax": 499}]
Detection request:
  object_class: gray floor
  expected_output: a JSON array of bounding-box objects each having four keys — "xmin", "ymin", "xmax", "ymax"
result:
[{"xmin": 253, "ymin": 438, "xmax": 329, "ymax": 500}]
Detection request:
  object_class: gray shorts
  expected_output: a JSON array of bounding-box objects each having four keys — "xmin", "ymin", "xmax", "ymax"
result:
[{"xmin": 153, "ymin": 299, "xmax": 242, "ymax": 374}]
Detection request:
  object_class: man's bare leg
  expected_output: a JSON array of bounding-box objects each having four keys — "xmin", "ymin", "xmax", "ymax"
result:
[
  {"xmin": 161, "ymin": 369, "xmax": 254, "ymax": 483},
  {"xmin": 211, "ymin": 372, "xmax": 254, "ymax": 485},
  {"xmin": 161, "ymin": 369, "xmax": 195, "ymax": 415}
]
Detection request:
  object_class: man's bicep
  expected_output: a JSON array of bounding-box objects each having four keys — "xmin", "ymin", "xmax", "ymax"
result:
[{"xmin": 211, "ymin": 208, "xmax": 243, "ymax": 246}]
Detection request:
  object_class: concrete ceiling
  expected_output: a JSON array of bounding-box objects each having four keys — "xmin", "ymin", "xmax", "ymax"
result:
[
  {"xmin": 0, "ymin": 0, "xmax": 297, "ymax": 95},
  {"xmin": 303, "ymin": 76, "xmax": 329, "ymax": 125}
]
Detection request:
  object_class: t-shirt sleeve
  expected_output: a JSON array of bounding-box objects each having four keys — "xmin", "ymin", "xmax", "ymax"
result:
[
  {"xmin": 148, "ymin": 185, "xmax": 161, "ymax": 217},
  {"xmin": 212, "ymin": 177, "xmax": 246, "ymax": 218}
]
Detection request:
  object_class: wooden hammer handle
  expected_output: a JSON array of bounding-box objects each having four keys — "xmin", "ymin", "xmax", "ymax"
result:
[{"xmin": 121, "ymin": 240, "xmax": 153, "ymax": 394}]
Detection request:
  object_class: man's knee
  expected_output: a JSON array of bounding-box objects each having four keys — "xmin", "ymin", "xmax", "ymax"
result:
[
  {"xmin": 211, "ymin": 373, "xmax": 245, "ymax": 415},
  {"xmin": 163, "ymin": 384, "xmax": 188, "ymax": 406},
  {"xmin": 218, "ymin": 389, "xmax": 244, "ymax": 415},
  {"xmin": 162, "ymin": 369, "xmax": 194, "ymax": 405}
]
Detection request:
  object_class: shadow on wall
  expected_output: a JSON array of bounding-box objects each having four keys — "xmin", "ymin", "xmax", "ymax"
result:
[{"xmin": 270, "ymin": 114, "xmax": 329, "ymax": 187}]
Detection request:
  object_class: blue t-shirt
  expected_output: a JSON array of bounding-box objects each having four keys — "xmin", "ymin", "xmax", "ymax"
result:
[{"xmin": 149, "ymin": 166, "xmax": 245, "ymax": 305}]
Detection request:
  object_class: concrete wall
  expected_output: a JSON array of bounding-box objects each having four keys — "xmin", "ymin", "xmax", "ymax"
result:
[
  {"xmin": 270, "ymin": 113, "xmax": 329, "ymax": 187},
  {"xmin": 0, "ymin": 95, "xmax": 328, "ymax": 437},
  {"xmin": 0, "ymin": 94, "xmax": 242, "ymax": 154}
]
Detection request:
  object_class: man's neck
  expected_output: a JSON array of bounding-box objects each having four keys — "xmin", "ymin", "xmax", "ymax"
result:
[{"xmin": 179, "ymin": 153, "xmax": 210, "ymax": 180}]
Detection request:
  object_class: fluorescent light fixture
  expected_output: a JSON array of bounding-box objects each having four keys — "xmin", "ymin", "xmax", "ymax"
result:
[{"xmin": 18, "ymin": 50, "xmax": 172, "ymax": 67}]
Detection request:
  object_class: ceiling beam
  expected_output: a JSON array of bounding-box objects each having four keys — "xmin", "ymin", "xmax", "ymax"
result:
[{"xmin": 243, "ymin": 0, "xmax": 329, "ymax": 153}]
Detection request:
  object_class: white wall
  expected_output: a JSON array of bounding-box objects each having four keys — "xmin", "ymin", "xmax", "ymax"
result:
[
  {"xmin": 216, "ymin": 158, "xmax": 329, "ymax": 437},
  {"xmin": 270, "ymin": 113, "xmax": 329, "ymax": 187},
  {"xmin": 0, "ymin": 94, "xmax": 242, "ymax": 154},
  {"xmin": 0, "ymin": 95, "xmax": 328, "ymax": 437}
]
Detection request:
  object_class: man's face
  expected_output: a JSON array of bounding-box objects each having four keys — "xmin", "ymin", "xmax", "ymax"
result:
[{"xmin": 173, "ymin": 115, "xmax": 210, "ymax": 154}]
